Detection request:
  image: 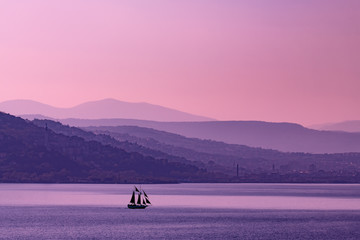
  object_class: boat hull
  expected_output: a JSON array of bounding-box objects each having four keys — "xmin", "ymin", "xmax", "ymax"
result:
[{"xmin": 127, "ymin": 204, "xmax": 148, "ymax": 209}]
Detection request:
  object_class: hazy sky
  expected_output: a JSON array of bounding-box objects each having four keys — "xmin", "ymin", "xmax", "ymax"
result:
[{"xmin": 1, "ymin": 0, "xmax": 359, "ymax": 125}]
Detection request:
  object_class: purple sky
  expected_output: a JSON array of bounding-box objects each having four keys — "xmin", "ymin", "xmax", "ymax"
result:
[{"xmin": 1, "ymin": 0, "xmax": 359, "ymax": 125}]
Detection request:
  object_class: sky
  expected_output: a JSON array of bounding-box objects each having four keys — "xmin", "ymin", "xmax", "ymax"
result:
[{"xmin": 0, "ymin": 0, "xmax": 359, "ymax": 125}]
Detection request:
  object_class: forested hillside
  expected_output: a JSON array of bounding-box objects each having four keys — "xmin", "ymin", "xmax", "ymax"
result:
[{"xmin": 0, "ymin": 112, "xmax": 215, "ymax": 183}]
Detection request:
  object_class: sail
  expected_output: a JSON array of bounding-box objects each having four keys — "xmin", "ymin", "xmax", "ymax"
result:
[
  {"xmin": 143, "ymin": 190, "xmax": 149, "ymax": 198},
  {"xmin": 145, "ymin": 197, "xmax": 151, "ymax": 204},
  {"xmin": 142, "ymin": 199, "xmax": 146, "ymax": 205},
  {"xmin": 135, "ymin": 186, "xmax": 140, "ymax": 192},
  {"xmin": 130, "ymin": 191, "xmax": 135, "ymax": 204},
  {"xmin": 137, "ymin": 193, "xmax": 142, "ymax": 204}
]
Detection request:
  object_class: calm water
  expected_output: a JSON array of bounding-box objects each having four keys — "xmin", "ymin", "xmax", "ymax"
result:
[{"xmin": 0, "ymin": 183, "xmax": 359, "ymax": 239}]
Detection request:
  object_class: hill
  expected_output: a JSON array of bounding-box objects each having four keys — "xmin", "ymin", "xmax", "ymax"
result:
[
  {"xmin": 310, "ymin": 120, "xmax": 360, "ymax": 133},
  {"xmin": 0, "ymin": 112, "xmax": 216, "ymax": 183},
  {"xmin": 49, "ymin": 118, "xmax": 360, "ymax": 154},
  {"xmin": 32, "ymin": 119, "xmax": 209, "ymax": 170},
  {"xmin": 85, "ymin": 125, "xmax": 360, "ymax": 170},
  {"xmin": 0, "ymin": 99, "xmax": 213, "ymax": 122},
  {"xmin": 5, "ymin": 117, "xmax": 357, "ymax": 183},
  {"xmin": 32, "ymin": 119, "xmax": 360, "ymax": 182}
]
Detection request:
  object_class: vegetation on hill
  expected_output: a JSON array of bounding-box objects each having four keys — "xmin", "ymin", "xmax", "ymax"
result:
[
  {"xmin": 85, "ymin": 126, "xmax": 360, "ymax": 173},
  {"xmin": 0, "ymin": 112, "xmax": 218, "ymax": 183},
  {"xmin": 35, "ymin": 121, "xmax": 360, "ymax": 183},
  {"xmin": 56, "ymin": 119, "xmax": 360, "ymax": 153},
  {"xmin": 2, "ymin": 113, "xmax": 360, "ymax": 183}
]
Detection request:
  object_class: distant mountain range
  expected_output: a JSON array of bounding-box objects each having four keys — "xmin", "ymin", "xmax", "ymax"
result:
[
  {"xmin": 27, "ymin": 118, "xmax": 360, "ymax": 154},
  {"xmin": 33, "ymin": 119, "xmax": 360, "ymax": 182},
  {"xmin": 83, "ymin": 125, "xmax": 360, "ymax": 171},
  {"xmin": 0, "ymin": 99, "xmax": 213, "ymax": 122},
  {"xmin": 310, "ymin": 120, "xmax": 360, "ymax": 133},
  {"xmin": 3, "ymin": 99, "xmax": 360, "ymax": 154},
  {"xmin": 1, "ymin": 112, "xmax": 360, "ymax": 183}
]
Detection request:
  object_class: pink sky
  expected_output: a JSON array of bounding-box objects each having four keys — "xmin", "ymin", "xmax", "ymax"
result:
[{"xmin": 0, "ymin": 0, "xmax": 359, "ymax": 125}]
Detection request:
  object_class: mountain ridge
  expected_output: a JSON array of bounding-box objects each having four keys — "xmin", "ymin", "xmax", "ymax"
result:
[
  {"xmin": 36, "ymin": 118, "xmax": 360, "ymax": 154},
  {"xmin": 310, "ymin": 120, "xmax": 360, "ymax": 133},
  {"xmin": 0, "ymin": 99, "xmax": 214, "ymax": 122},
  {"xmin": 32, "ymin": 119, "xmax": 360, "ymax": 183},
  {"xmin": 2, "ymin": 113, "xmax": 360, "ymax": 183},
  {"xmin": 0, "ymin": 112, "xmax": 215, "ymax": 183},
  {"xmin": 4, "ymin": 99, "xmax": 360, "ymax": 154}
]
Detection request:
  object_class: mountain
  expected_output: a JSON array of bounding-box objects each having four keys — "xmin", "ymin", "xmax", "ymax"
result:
[
  {"xmin": 0, "ymin": 112, "xmax": 216, "ymax": 183},
  {"xmin": 32, "ymin": 119, "xmax": 360, "ymax": 183},
  {"xmin": 4, "ymin": 98, "xmax": 360, "ymax": 154},
  {"xmin": 49, "ymin": 118, "xmax": 360, "ymax": 154},
  {"xmin": 84, "ymin": 125, "xmax": 360, "ymax": 170},
  {"xmin": 31, "ymin": 119, "xmax": 208, "ymax": 170},
  {"xmin": 0, "ymin": 99, "xmax": 214, "ymax": 122},
  {"xmin": 310, "ymin": 120, "xmax": 360, "ymax": 133},
  {"xmin": 3, "ymin": 112, "xmax": 360, "ymax": 183}
]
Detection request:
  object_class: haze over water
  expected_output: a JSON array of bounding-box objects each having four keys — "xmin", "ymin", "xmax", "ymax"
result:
[{"xmin": 1, "ymin": 183, "xmax": 359, "ymax": 239}]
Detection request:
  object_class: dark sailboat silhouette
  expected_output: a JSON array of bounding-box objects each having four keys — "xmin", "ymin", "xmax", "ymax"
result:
[{"xmin": 128, "ymin": 186, "xmax": 151, "ymax": 209}]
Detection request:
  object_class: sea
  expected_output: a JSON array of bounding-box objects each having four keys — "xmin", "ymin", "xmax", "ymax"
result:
[{"xmin": 0, "ymin": 183, "xmax": 359, "ymax": 239}]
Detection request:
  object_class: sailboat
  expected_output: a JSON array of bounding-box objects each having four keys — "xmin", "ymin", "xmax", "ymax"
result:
[{"xmin": 127, "ymin": 186, "xmax": 151, "ymax": 209}]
